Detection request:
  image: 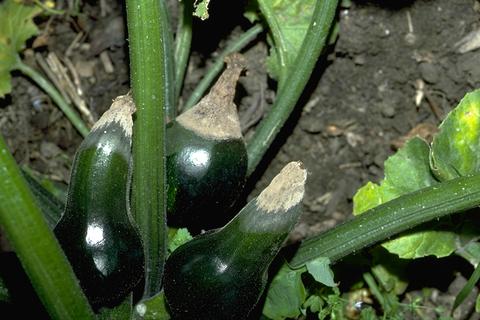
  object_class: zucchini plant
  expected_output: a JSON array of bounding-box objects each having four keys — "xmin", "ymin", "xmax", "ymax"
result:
[{"xmin": 3, "ymin": 0, "xmax": 480, "ymax": 319}]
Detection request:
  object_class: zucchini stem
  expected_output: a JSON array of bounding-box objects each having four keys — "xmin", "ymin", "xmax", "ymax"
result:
[
  {"xmin": 289, "ymin": 173, "xmax": 480, "ymax": 268},
  {"xmin": 174, "ymin": 0, "xmax": 194, "ymax": 105},
  {"xmin": 15, "ymin": 59, "xmax": 90, "ymax": 137},
  {"xmin": 126, "ymin": 0, "xmax": 169, "ymax": 298},
  {"xmin": 183, "ymin": 24, "xmax": 263, "ymax": 111},
  {"xmin": 246, "ymin": 0, "xmax": 338, "ymax": 175}
]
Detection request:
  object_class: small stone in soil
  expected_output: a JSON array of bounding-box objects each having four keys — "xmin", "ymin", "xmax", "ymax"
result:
[
  {"xmin": 380, "ymin": 103, "xmax": 396, "ymax": 118},
  {"xmin": 419, "ymin": 62, "xmax": 440, "ymax": 83}
]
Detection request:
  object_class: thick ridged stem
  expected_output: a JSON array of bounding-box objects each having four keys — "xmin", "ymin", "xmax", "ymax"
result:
[
  {"xmin": 290, "ymin": 174, "xmax": 480, "ymax": 267},
  {"xmin": 246, "ymin": 0, "xmax": 338, "ymax": 175},
  {"xmin": 126, "ymin": 0, "xmax": 168, "ymax": 298}
]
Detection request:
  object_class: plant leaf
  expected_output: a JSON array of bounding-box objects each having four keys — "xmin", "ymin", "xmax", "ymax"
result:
[
  {"xmin": 258, "ymin": 0, "xmax": 315, "ymax": 81},
  {"xmin": 457, "ymin": 241, "xmax": 480, "ymax": 267},
  {"xmin": 98, "ymin": 295, "xmax": 132, "ymax": 320},
  {"xmin": 167, "ymin": 228, "xmax": 192, "ymax": 253},
  {"xmin": 431, "ymin": 90, "xmax": 480, "ymax": 181},
  {"xmin": 193, "ymin": 0, "xmax": 210, "ymax": 20},
  {"xmin": 0, "ymin": 0, "xmax": 41, "ymax": 97},
  {"xmin": 354, "ymin": 138, "xmax": 460, "ymax": 258},
  {"xmin": 382, "ymin": 230, "xmax": 456, "ymax": 259},
  {"xmin": 305, "ymin": 257, "xmax": 335, "ymax": 287},
  {"xmin": 262, "ymin": 263, "xmax": 306, "ymax": 320},
  {"xmin": 133, "ymin": 292, "xmax": 171, "ymax": 320},
  {"xmin": 353, "ymin": 138, "xmax": 436, "ymax": 215},
  {"xmin": 302, "ymin": 295, "xmax": 323, "ymax": 314},
  {"xmin": 370, "ymin": 247, "xmax": 408, "ymax": 295}
]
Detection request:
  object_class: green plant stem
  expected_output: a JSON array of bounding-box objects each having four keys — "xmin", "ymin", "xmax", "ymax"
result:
[
  {"xmin": 246, "ymin": 0, "xmax": 338, "ymax": 175},
  {"xmin": 0, "ymin": 135, "xmax": 94, "ymax": 319},
  {"xmin": 174, "ymin": 0, "xmax": 193, "ymax": 103},
  {"xmin": 126, "ymin": 0, "xmax": 168, "ymax": 298},
  {"xmin": 453, "ymin": 262, "xmax": 480, "ymax": 312},
  {"xmin": 159, "ymin": 0, "xmax": 176, "ymax": 121},
  {"xmin": 15, "ymin": 59, "xmax": 90, "ymax": 137},
  {"xmin": 289, "ymin": 174, "xmax": 480, "ymax": 268},
  {"xmin": 183, "ymin": 24, "xmax": 263, "ymax": 111}
]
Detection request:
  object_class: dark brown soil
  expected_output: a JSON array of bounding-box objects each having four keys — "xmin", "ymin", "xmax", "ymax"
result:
[{"xmin": 1, "ymin": 0, "xmax": 480, "ymax": 317}]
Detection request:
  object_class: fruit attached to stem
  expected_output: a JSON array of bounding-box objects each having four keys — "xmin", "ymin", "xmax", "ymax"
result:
[
  {"xmin": 166, "ymin": 53, "xmax": 248, "ymax": 231},
  {"xmin": 164, "ymin": 162, "xmax": 307, "ymax": 319},
  {"xmin": 54, "ymin": 94, "xmax": 144, "ymax": 309}
]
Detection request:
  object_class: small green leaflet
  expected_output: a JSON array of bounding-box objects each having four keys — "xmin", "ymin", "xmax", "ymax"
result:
[
  {"xmin": 0, "ymin": 0, "xmax": 41, "ymax": 97},
  {"xmin": 263, "ymin": 257, "xmax": 335, "ymax": 320},
  {"xmin": 305, "ymin": 257, "xmax": 335, "ymax": 287},
  {"xmin": 193, "ymin": 0, "xmax": 210, "ymax": 20},
  {"xmin": 167, "ymin": 228, "xmax": 192, "ymax": 253},
  {"xmin": 370, "ymin": 247, "xmax": 408, "ymax": 295},
  {"xmin": 98, "ymin": 295, "xmax": 132, "ymax": 320},
  {"xmin": 353, "ymin": 89, "xmax": 480, "ymax": 259},
  {"xmin": 133, "ymin": 292, "xmax": 171, "ymax": 320},
  {"xmin": 256, "ymin": 0, "xmax": 315, "ymax": 82},
  {"xmin": 263, "ymin": 263, "xmax": 306, "ymax": 320}
]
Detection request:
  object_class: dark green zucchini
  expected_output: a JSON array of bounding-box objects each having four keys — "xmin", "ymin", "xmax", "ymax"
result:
[
  {"xmin": 166, "ymin": 54, "xmax": 247, "ymax": 230},
  {"xmin": 164, "ymin": 162, "xmax": 307, "ymax": 320},
  {"xmin": 54, "ymin": 94, "xmax": 144, "ymax": 309}
]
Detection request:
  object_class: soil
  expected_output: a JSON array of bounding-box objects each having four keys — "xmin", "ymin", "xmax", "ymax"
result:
[{"xmin": 2, "ymin": 0, "xmax": 480, "ymax": 318}]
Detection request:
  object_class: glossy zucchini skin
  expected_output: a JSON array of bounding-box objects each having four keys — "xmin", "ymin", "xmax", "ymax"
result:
[
  {"xmin": 164, "ymin": 162, "xmax": 306, "ymax": 320},
  {"xmin": 54, "ymin": 96, "xmax": 144, "ymax": 309},
  {"xmin": 166, "ymin": 121, "xmax": 247, "ymax": 230}
]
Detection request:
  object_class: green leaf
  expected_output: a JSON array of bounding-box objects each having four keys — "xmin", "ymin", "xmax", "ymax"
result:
[
  {"xmin": 305, "ymin": 257, "xmax": 335, "ymax": 287},
  {"xmin": 431, "ymin": 90, "xmax": 480, "ymax": 181},
  {"xmin": 370, "ymin": 248, "xmax": 408, "ymax": 295},
  {"xmin": 383, "ymin": 230, "xmax": 456, "ymax": 259},
  {"xmin": 133, "ymin": 292, "xmax": 171, "ymax": 320},
  {"xmin": 98, "ymin": 295, "xmax": 132, "ymax": 320},
  {"xmin": 263, "ymin": 263, "xmax": 306, "ymax": 320},
  {"xmin": 244, "ymin": 0, "xmax": 260, "ymax": 23},
  {"xmin": 353, "ymin": 138, "xmax": 436, "ymax": 215},
  {"xmin": 302, "ymin": 295, "xmax": 323, "ymax": 314},
  {"xmin": 258, "ymin": 0, "xmax": 315, "ymax": 81},
  {"xmin": 167, "ymin": 228, "xmax": 192, "ymax": 253},
  {"xmin": 0, "ymin": 0, "xmax": 41, "ymax": 97},
  {"xmin": 353, "ymin": 138, "xmax": 460, "ymax": 259},
  {"xmin": 193, "ymin": 0, "xmax": 210, "ymax": 20},
  {"xmin": 456, "ymin": 241, "xmax": 480, "ymax": 267}
]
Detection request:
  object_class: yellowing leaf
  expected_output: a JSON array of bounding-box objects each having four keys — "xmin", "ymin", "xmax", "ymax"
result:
[
  {"xmin": 431, "ymin": 90, "xmax": 480, "ymax": 181},
  {"xmin": 0, "ymin": 0, "xmax": 41, "ymax": 97}
]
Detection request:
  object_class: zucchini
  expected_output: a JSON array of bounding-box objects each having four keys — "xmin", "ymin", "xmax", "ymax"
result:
[
  {"xmin": 164, "ymin": 162, "xmax": 307, "ymax": 319},
  {"xmin": 54, "ymin": 94, "xmax": 144, "ymax": 309},
  {"xmin": 166, "ymin": 54, "xmax": 248, "ymax": 230}
]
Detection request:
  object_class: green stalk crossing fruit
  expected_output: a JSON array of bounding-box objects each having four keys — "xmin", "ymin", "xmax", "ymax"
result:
[
  {"xmin": 166, "ymin": 54, "xmax": 248, "ymax": 230},
  {"xmin": 54, "ymin": 94, "xmax": 144, "ymax": 309},
  {"xmin": 164, "ymin": 162, "xmax": 307, "ymax": 319}
]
